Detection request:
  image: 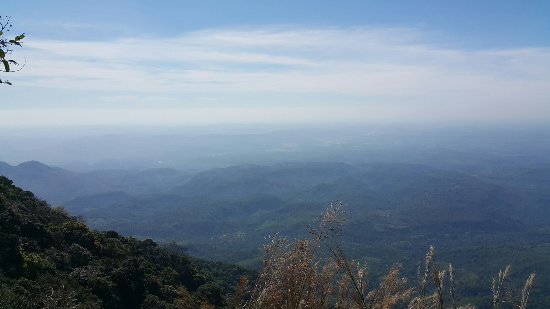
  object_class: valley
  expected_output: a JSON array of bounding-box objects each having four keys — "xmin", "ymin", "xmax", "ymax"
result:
[{"xmin": 3, "ymin": 143, "xmax": 550, "ymax": 305}]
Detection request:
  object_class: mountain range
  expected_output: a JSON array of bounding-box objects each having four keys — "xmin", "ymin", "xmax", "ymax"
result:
[{"xmin": 2, "ymin": 159, "xmax": 550, "ymax": 305}]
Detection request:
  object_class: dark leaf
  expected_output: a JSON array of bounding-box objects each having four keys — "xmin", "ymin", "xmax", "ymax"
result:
[{"xmin": 2, "ymin": 59, "xmax": 9, "ymax": 71}]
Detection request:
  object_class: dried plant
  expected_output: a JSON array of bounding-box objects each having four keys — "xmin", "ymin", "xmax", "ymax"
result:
[
  {"xmin": 366, "ymin": 265, "xmax": 412, "ymax": 309},
  {"xmin": 492, "ymin": 265, "xmax": 511, "ymax": 309},
  {"xmin": 236, "ymin": 202, "xmax": 536, "ymax": 309},
  {"xmin": 410, "ymin": 245, "xmax": 444, "ymax": 309},
  {"xmin": 242, "ymin": 202, "xmax": 410, "ymax": 309},
  {"xmin": 519, "ymin": 273, "xmax": 536, "ymax": 309},
  {"xmin": 448, "ymin": 264, "xmax": 457, "ymax": 309},
  {"xmin": 230, "ymin": 275, "xmax": 249, "ymax": 309}
]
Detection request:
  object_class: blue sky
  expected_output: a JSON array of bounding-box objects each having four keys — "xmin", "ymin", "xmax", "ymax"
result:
[{"xmin": 1, "ymin": 0, "xmax": 549, "ymax": 125}]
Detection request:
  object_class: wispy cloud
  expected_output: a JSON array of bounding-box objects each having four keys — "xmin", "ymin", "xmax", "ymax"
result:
[{"xmin": 5, "ymin": 26, "xmax": 550, "ymax": 124}]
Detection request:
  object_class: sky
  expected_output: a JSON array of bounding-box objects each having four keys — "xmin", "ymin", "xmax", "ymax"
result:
[{"xmin": 1, "ymin": 0, "xmax": 550, "ymax": 126}]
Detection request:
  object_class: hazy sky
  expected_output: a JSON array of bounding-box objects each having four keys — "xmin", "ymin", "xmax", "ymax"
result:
[{"xmin": 1, "ymin": 0, "xmax": 549, "ymax": 126}]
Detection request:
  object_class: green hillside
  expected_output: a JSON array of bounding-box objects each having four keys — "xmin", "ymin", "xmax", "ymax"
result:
[
  {"xmin": 62, "ymin": 162, "xmax": 542, "ymax": 264},
  {"xmin": 59, "ymin": 162, "xmax": 550, "ymax": 306},
  {"xmin": 0, "ymin": 176, "xmax": 247, "ymax": 309},
  {"xmin": 4, "ymin": 160, "xmax": 550, "ymax": 306}
]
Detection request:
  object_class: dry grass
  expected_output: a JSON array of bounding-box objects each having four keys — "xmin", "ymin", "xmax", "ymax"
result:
[{"xmin": 233, "ymin": 202, "xmax": 536, "ymax": 309}]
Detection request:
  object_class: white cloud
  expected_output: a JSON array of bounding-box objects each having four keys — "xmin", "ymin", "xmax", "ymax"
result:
[
  {"xmin": 5, "ymin": 26, "xmax": 550, "ymax": 124},
  {"xmin": 0, "ymin": 106, "xmax": 451, "ymax": 126}
]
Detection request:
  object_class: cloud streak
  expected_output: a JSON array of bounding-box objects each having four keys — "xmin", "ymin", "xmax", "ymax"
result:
[{"xmin": 5, "ymin": 26, "xmax": 550, "ymax": 124}]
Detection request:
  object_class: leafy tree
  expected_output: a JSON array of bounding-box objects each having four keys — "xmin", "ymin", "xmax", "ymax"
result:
[{"xmin": 0, "ymin": 16, "xmax": 25, "ymax": 85}]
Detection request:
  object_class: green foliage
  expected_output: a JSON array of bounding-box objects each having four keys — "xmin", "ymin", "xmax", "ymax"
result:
[
  {"xmin": 0, "ymin": 16, "xmax": 25, "ymax": 85},
  {"xmin": 0, "ymin": 176, "xmax": 248, "ymax": 308}
]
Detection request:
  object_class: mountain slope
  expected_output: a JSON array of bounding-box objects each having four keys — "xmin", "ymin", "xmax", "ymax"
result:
[
  {"xmin": 0, "ymin": 161, "xmax": 191, "ymax": 204},
  {"xmin": 61, "ymin": 162, "xmax": 538, "ymax": 269},
  {"xmin": 0, "ymin": 176, "xmax": 245, "ymax": 309},
  {"xmin": 0, "ymin": 160, "xmax": 86, "ymax": 203}
]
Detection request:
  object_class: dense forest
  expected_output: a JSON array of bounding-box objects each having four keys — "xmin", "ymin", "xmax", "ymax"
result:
[{"xmin": 0, "ymin": 176, "xmax": 249, "ymax": 308}]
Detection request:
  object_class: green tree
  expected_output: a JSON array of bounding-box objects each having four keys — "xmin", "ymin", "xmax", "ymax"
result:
[{"xmin": 0, "ymin": 16, "xmax": 25, "ymax": 85}]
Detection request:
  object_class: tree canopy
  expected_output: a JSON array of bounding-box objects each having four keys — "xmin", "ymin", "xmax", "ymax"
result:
[{"xmin": 0, "ymin": 176, "xmax": 250, "ymax": 308}]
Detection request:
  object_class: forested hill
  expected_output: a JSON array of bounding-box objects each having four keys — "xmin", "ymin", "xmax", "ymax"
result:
[{"xmin": 0, "ymin": 176, "xmax": 245, "ymax": 308}]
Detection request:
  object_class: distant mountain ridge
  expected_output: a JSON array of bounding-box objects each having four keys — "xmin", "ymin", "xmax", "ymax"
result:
[
  {"xmin": 3, "ymin": 160, "xmax": 542, "ymax": 239},
  {"xmin": 169, "ymin": 162, "xmax": 356, "ymax": 199},
  {"xmin": 3, "ymin": 159, "xmax": 550, "ymax": 306},
  {"xmin": 55, "ymin": 160, "xmax": 539, "ymax": 266},
  {"xmin": 4, "ymin": 160, "xmax": 550, "ymax": 271},
  {"xmin": 0, "ymin": 160, "xmax": 86, "ymax": 203},
  {"xmin": 0, "ymin": 160, "xmax": 191, "ymax": 204}
]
